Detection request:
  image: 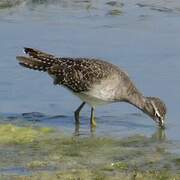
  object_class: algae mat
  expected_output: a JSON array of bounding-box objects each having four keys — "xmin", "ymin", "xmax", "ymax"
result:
[{"xmin": 0, "ymin": 123, "xmax": 179, "ymax": 180}]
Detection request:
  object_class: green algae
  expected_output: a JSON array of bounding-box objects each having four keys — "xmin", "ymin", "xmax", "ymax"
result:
[
  {"xmin": 0, "ymin": 170, "xmax": 179, "ymax": 180},
  {"xmin": 27, "ymin": 160, "xmax": 48, "ymax": 169},
  {"xmin": 0, "ymin": 124, "xmax": 53, "ymax": 144},
  {"xmin": 0, "ymin": 124, "xmax": 179, "ymax": 179},
  {"xmin": 111, "ymin": 161, "xmax": 129, "ymax": 170},
  {"xmin": 173, "ymin": 158, "xmax": 180, "ymax": 166},
  {"xmin": 108, "ymin": 9, "xmax": 122, "ymax": 16},
  {"xmin": 0, "ymin": 0, "xmax": 24, "ymax": 9}
]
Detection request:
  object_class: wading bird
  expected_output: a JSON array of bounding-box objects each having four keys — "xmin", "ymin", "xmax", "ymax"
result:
[{"xmin": 17, "ymin": 48, "xmax": 166, "ymax": 128}]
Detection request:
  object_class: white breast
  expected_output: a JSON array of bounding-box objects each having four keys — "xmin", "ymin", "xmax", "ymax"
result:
[{"xmin": 74, "ymin": 75, "xmax": 120, "ymax": 107}]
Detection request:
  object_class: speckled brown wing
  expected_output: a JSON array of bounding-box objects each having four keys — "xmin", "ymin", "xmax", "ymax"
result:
[
  {"xmin": 48, "ymin": 58, "xmax": 119, "ymax": 93},
  {"xmin": 17, "ymin": 48, "xmax": 121, "ymax": 93}
]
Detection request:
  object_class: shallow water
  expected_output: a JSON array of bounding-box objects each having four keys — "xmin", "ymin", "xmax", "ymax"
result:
[{"xmin": 0, "ymin": 0, "xmax": 180, "ymax": 178}]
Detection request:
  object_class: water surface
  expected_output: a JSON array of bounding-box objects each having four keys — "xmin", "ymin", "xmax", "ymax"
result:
[{"xmin": 0, "ymin": 0, "xmax": 180, "ymax": 178}]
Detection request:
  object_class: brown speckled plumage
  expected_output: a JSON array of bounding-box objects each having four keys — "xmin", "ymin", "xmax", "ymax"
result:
[
  {"xmin": 18, "ymin": 48, "xmax": 126, "ymax": 93},
  {"xmin": 16, "ymin": 47, "xmax": 167, "ymax": 128}
]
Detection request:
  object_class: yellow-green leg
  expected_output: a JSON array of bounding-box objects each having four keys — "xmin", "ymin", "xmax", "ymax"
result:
[
  {"xmin": 74, "ymin": 123, "xmax": 80, "ymax": 136},
  {"xmin": 74, "ymin": 102, "xmax": 86, "ymax": 124},
  {"xmin": 90, "ymin": 107, "xmax": 96, "ymax": 127}
]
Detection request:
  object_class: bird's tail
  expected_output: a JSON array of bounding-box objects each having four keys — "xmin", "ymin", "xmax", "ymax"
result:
[
  {"xmin": 16, "ymin": 47, "xmax": 60, "ymax": 72},
  {"xmin": 16, "ymin": 56, "xmax": 50, "ymax": 71}
]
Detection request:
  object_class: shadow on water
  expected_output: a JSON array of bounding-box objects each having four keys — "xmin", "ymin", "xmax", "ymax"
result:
[
  {"xmin": 0, "ymin": 111, "xmax": 174, "ymax": 140},
  {"xmin": 1, "ymin": 112, "xmax": 158, "ymax": 136},
  {"xmin": 0, "ymin": 111, "xmax": 174, "ymax": 143}
]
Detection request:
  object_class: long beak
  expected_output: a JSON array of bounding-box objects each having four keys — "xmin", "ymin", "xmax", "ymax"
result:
[{"xmin": 158, "ymin": 118, "xmax": 165, "ymax": 129}]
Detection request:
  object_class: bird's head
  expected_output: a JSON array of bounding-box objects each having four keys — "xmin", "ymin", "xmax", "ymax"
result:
[{"xmin": 143, "ymin": 97, "xmax": 167, "ymax": 128}]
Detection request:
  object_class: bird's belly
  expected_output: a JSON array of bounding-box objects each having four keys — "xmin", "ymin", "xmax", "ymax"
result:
[
  {"xmin": 74, "ymin": 92, "xmax": 113, "ymax": 107},
  {"xmin": 74, "ymin": 77, "xmax": 120, "ymax": 107}
]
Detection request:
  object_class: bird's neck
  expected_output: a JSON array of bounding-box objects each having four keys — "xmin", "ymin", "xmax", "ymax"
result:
[{"xmin": 126, "ymin": 92, "xmax": 146, "ymax": 112}]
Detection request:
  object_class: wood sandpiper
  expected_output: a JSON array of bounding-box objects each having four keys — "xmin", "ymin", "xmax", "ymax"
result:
[{"xmin": 16, "ymin": 48, "xmax": 167, "ymax": 128}]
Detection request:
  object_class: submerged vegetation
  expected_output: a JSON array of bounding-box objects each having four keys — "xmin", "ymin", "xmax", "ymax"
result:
[
  {"xmin": 0, "ymin": 124, "xmax": 53, "ymax": 144},
  {"xmin": 0, "ymin": 0, "xmax": 25, "ymax": 8},
  {"xmin": 0, "ymin": 123, "xmax": 179, "ymax": 179}
]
